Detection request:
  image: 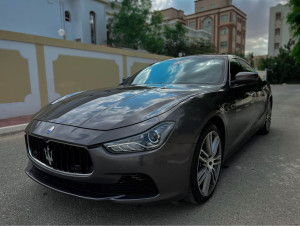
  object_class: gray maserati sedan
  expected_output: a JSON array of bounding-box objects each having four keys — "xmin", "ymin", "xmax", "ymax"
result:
[{"xmin": 25, "ymin": 55, "xmax": 272, "ymax": 204}]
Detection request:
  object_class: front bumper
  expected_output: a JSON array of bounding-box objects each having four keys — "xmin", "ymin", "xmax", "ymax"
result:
[{"xmin": 25, "ymin": 123, "xmax": 195, "ymax": 203}]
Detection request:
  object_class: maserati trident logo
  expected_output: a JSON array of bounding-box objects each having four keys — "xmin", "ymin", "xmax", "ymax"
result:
[
  {"xmin": 47, "ymin": 126, "xmax": 55, "ymax": 134},
  {"xmin": 44, "ymin": 145, "xmax": 53, "ymax": 166}
]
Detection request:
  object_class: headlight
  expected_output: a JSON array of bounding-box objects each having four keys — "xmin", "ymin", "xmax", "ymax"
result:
[{"xmin": 104, "ymin": 122, "xmax": 175, "ymax": 153}]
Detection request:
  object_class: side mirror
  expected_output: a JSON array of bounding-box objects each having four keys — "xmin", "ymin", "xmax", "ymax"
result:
[
  {"xmin": 120, "ymin": 76, "xmax": 131, "ymax": 85},
  {"xmin": 231, "ymin": 72, "xmax": 259, "ymax": 85}
]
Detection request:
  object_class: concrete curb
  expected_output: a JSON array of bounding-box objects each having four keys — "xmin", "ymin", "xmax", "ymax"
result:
[{"xmin": 0, "ymin": 124, "xmax": 28, "ymax": 137}]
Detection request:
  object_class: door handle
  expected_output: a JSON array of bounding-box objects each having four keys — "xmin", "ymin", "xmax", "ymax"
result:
[{"xmin": 246, "ymin": 92, "xmax": 256, "ymax": 97}]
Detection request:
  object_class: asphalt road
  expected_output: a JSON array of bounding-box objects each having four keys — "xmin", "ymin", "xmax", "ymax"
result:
[{"xmin": 0, "ymin": 85, "xmax": 299, "ymax": 225}]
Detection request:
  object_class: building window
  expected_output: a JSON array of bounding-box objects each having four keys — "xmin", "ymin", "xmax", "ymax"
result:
[
  {"xmin": 90, "ymin": 11, "xmax": 96, "ymax": 44},
  {"xmin": 163, "ymin": 16, "xmax": 168, "ymax": 20},
  {"xmin": 220, "ymin": 28, "xmax": 228, "ymax": 35},
  {"xmin": 233, "ymin": 27, "xmax": 236, "ymax": 36},
  {"xmin": 202, "ymin": 17, "xmax": 213, "ymax": 33},
  {"xmin": 274, "ymin": 43, "xmax": 280, "ymax": 49},
  {"xmin": 189, "ymin": 21, "xmax": 196, "ymax": 29},
  {"xmin": 210, "ymin": 3, "xmax": 217, "ymax": 9},
  {"xmin": 221, "ymin": 14, "xmax": 229, "ymax": 22},
  {"xmin": 275, "ymin": 28, "xmax": 280, "ymax": 35},
  {"xmin": 232, "ymin": 13, "xmax": 236, "ymax": 23},
  {"xmin": 199, "ymin": 7, "xmax": 205, "ymax": 12},
  {"xmin": 220, "ymin": 41, "xmax": 228, "ymax": 48},
  {"xmin": 107, "ymin": 25, "xmax": 110, "ymax": 44},
  {"xmin": 65, "ymin": 11, "xmax": 71, "ymax": 22},
  {"xmin": 276, "ymin": 12, "xmax": 281, "ymax": 20}
]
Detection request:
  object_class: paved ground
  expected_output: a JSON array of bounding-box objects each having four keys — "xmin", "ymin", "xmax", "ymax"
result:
[
  {"xmin": 0, "ymin": 85, "xmax": 299, "ymax": 225},
  {"xmin": 0, "ymin": 115, "xmax": 32, "ymax": 128}
]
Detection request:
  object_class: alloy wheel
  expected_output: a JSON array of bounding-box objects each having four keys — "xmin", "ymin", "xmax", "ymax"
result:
[
  {"xmin": 266, "ymin": 102, "xmax": 272, "ymax": 131},
  {"xmin": 197, "ymin": 131, "xmax": 222, "ymax": 197}
]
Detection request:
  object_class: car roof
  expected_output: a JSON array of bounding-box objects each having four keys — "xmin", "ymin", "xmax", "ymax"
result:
[{"xmin": 176, "ymin": 54, "xmax": 236, "ymax": 59}]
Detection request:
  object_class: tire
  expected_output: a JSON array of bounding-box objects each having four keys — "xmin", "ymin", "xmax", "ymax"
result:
[
  {"xmin": 187, "ymin": 124, "xmax": 223, "ymax": 204},
  {"xmin": 258, "ymin": 100, "xmax": 272, "ymax": 135}
]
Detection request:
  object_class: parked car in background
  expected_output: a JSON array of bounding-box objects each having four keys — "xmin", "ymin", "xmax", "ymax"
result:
[{"xmin": 24, "ymin": 55, "xmax": 272, "ymax": 204}]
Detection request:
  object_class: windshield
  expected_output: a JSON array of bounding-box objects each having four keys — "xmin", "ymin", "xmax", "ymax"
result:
[{"xmin": 124, "ymin": 57, "xmax": 225, "ymax": 86}]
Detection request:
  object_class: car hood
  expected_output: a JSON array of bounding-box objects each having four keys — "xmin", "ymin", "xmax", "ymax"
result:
[{"xmin": 33, "ymin": 85, "xmax": 214, "ymax": 130}]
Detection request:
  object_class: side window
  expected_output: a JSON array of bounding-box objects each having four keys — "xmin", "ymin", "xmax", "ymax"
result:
[
  {"xmin": 230, "ymin": 59, "xmax": 243, "ymax": 81},
  {"xmin": 65, "ymin": 11, "xmax": 71, "ymax": 22},
  {"xmin": 238, "ymin": 60, "xmax": 254, "ymax": 72}
]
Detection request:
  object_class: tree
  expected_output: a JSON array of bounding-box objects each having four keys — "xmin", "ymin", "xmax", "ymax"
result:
[
  {"xmin": 257, "ymin": 57, "xmax": 266, "ymax": 70},
  {"xmin": 267, "ymin": 42, "xmax": 300, "ymax": 83},
  {"xmin": 164, "ymin": 22, "xmax": 188, "ymax": 57},
  {"xmin": 142, "ymin": 12, "xmax": 165, "ymax": 54},
  {"xmin": 246, "ymin": 52, "xmax": 254, "ymax": 67},
  {"xmin": 163, "ymin": 22, "xmax": 217, "ymax": 57},
  {"xmin": 108, "ymin": 1, "xmax": 221, "ymax": 56},
  {"xmin": 255, "ymin": 40, "xmax": 300, "ymax": 84},
  {"xmin": 234, "ymin": 52, "xmax": 246, "ymax": 60},
  {"xmin": 108, "ymin": 1, "xmax": 165, "ymax": 53},
  {"xmin": 185, "ymin": 39, "xmax": 216, "ymax": 55},
  {"xmin": 287, "ymin": 0, "xmax": 300, "ymax": 63},
  {"xmin": 257, "ymin": 57, "xmax": 276, "ymax": 71},
  {"xmin": 108, "ymin": 0, "xmax": 152, "ymax": 49}
]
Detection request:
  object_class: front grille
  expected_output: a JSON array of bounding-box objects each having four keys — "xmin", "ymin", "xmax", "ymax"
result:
[
  {"xmin": 27, "ymin": 135, "xmax": 93, "ymax": 174},
  {"xmin": 28, "ymin": 166, "xmax": 159, "ymax": 199}
]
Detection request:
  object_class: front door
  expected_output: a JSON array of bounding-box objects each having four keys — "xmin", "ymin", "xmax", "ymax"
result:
[
  {"xmin": 225, "ymin": 59, "xmax": 257, "ymax": 153},
  {"xmin": 237, "ymin": 59, "xmax": 267, "ymax": 124}
]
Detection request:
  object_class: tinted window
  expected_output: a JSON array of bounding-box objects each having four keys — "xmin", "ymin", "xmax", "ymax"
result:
[
  {"xmin": 221, "ymin": 14, "xmax": 229, "ymax": 22},
  {"xmin": 189, "ymin": 21, "xmax": 196, "ymax": 28},
  {"xmin": 238, "ymin": 60, "xmax": 254, "ymax": 72},
  {"xmin": 125, "ymin": 58, "xmax": 225, "ymax": 85},
  {"xmin": 65, "ymin": 11, "xmax": 71, "ymax": 22},
  {"xmin": 230, "ymin": 59, "xmax": 243, "ymax": 81},
  {"xmin": 203, "ymin": 18, "xmax": 213, "ymax": 33},
  {"xmin": 90, "ymin": 11, "xmax": 96, "ymax": 44}
]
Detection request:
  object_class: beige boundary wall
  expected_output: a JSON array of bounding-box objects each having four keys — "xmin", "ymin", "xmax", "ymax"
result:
[{"xmin": 0, "ymin": 30, "xmax": 171, "ymax": 119}]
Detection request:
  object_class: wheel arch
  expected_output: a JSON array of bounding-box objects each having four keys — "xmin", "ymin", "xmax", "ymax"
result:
[
  {"xmin": 194, "ymin": 114, "xmax": 226, "ymax": 158},
  {"xmin": 206, "ymin": 115, "xmax": 226, "ymax": 154},
  {"xmin": 270, "ymin": 95, "xmax": 273, "ymax": 108}
]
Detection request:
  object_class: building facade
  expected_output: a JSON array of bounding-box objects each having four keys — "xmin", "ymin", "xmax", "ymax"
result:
[
  {"xmin": 159, "ymin": 0, "xmax": 247, "ymax": 54},
  {"xmin": 164, "ymin": 20, "xmax": 212, "ymax": 43},
  {"xmin": 268, "ymin": 4, "xmax": 292, "ymax": 57},
  {"xmin": 0, "ymin": 0, "xmax": 114, "ymax": 45}
]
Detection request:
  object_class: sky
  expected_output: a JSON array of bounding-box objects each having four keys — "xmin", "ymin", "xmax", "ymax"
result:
[{"xmin": 152, "ymin": 0, "xmax": 288, "ymax": 56}]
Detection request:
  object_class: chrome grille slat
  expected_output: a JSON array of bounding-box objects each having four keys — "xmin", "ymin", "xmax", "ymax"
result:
[{"xmin": 27, "ymin": 135, "xmax": 93, "ymax": 175}]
